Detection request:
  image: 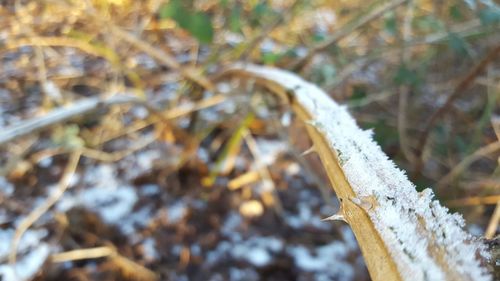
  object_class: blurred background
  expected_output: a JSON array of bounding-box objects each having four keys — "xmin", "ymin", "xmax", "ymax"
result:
[{"xmin": 0, "ymin": 0, "xmax": 499, "ymax": 280}]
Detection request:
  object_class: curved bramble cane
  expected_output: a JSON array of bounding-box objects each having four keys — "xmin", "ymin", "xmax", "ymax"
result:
[{"xmin": 221, "ymin": 64, "xmax": 491, "ymax": 281}]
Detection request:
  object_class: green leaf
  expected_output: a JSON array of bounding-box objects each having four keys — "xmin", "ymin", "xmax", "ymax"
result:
[
  {"xmin": 159, "ymin": 1, "xmax": 213, "ymax": 44},
  {"xmin": 229, "ymin": 5, "xmax": 242, "ymax": 32},
  {"xmin": 250, "ymin": 2, "xmax": 271, "ymax": 27},
  {"xmin": 159, "ymin": 0, "xmax": 190, "ymax": 29},
  {"xmin": 415, "ymin": 15, "xmax": 443, "ymax": 32},
  {"xmin": 350, "ymin": 85, "xmax": 367, "ymax": 102},
  {"xmin": 188, "ymin": 12, "xmax": 214, "ymax": 43},
  {"xmin": 253, "ymin": 2, "xmax": 268, "ymax": 17},
  {"xmin": 478, "ymin": 8, "xmax": 500, "ymax": 25},
  {"xmin": 449, "ymin": 5, "xmax": 463, "ymax": 21},
  {"xmin": 447, "ymin": 32, "xmax": 467, "ymax": 55},
  {"xmin": 159, "ymin": 0, "xmax": 180, "ymax": 19},
  {"xmin": 311, "ymin": 64, "xmax": 336, "ymax": 85},
  {"xmin": 261, "ymin": 52, "xmax": 282, "ymax": 64},
  {"xmin": 384, "ymin": 13, "xmax": 398, "ymax": 36},
  {"xmin": 312, "ymin": 33, "xmax": 326, "ymax": 43},
  {"xmin": 394, "ymin": 65, "xmax": 419, "ymax": 86},
  {"xmin": 51, "ymin": 125, "xmax": 84, "ymax": 149}
]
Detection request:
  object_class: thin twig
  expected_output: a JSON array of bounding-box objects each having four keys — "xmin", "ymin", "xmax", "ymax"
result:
[
  {"xmin": 413, "ymin": 45, "xmax": 500, "ymax": 178},
  {"xmin": 51, "ymin": 245, "xmax": 158, "ymax": 280},
  {"xmin": 291, "ymin": 0, "xmax": 408, "ymax": 72},
  {"xmin": 4, "ymin": 36, "xmax": 119, "ymax": 62},
  {"xmin": 243, "ymin": 129, "xmax": 284, "ymax": 216},
  {"xmin": 239, "ymin": 0, "xmax": 300, "ymax": 61},
  {"xmin": 485, "ymin": 201, "xmax": 500, "ymax": 239},
  {"xmin": 397, "ymin": 0, "xmax": 416, "ymax": 163},
  {"xmin": 81, "ymin": 135, "xmax": 157, "ymax": 162},
  {"xmin": 437, "ymin": 141, "xmax": 500, "ymax": 190},
  {"xmin": 109, "ymin": 26, "xmax": 215, "ymax": 91},
  {"xmin": 0, "ymin": 95, "xmax": 137, "ymax": 147},
  {"xmin": 0, "ymin": 94, "xmax": 226, "ymax": 147},
  {"xmin": 446, "ymin": 195, "xmax": 500, "ymax": 207},
  {"xmin": 9, "ymin": 151, "xmax": 81, "ymax": 265},
  {"xmin": 51, "ymin": 246, "xmax": 114, "ymax": 263}
]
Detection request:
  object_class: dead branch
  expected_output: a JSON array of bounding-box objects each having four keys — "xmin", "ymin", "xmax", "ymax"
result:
[
  {"xmin": 0, "ymin": 95, "xmax": 136, "ymax": 147},
  {"xmin": 291, "ymin": 0, "xmax": 408, "ymax": 72},
  {"xmin": 413, "ymin": 44, "xmax": 500, "ymax": 178}
]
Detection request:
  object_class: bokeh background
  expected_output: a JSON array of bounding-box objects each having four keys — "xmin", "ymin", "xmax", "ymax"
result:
[{"xmin": 0, "ymin": 0, "xmax": 499, "ymax": 280}]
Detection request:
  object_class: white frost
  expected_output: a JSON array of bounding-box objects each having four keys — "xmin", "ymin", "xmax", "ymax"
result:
[
  {"xmin": 0, "ymin": 241, "xmax": 50, "ymax": 281},
  {"xmin": 0, "ymin": 228, "xmax": 48, "ymax": 259},
  {"xmin": 233, "ymin": 64, "xmax": 491, "ymax": 281}
]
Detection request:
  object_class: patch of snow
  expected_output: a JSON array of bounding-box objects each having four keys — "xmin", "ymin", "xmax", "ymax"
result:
[
  {"xmin": 229, "ymin": 267, "xmax": 259, "ymax": 281},
  {"xmin": 197, "ymin": 147, "xmax": 210, "ymax": 163},
  {"xmin": 286, "ymin": 202, "xmax": 329, "ymax": 230},
  {"xmin": 116, "ymin": 148, "xmax": 165, "ymax": 181},
  {"xmin": 216, "ymin": 82, "xmax": 231, "ymax": 94},
  {"xmin": 42, "ymin": 81, "xmax": 62, "ymax": 102},
  {"xmin": 55, "ymin": 164, "xmax": 141, "ymax": 228},
  {"xmin": 78, "ymin": 185, "xmax": 138, "ymax": 224},
  {"xmin": 37, "ymin": 156, "xmax": 53, "ymax": 168},
  {"xmin": 131, "ymin": 106, "xmax": 149, "ymax": 119},
  {"xmin": 224, "ymin": 32, "xmax": 244, "ymax": 45},
  {"xmin": 232, "ymin": 64, "xmax": 492, "ymax": 281},
  {"xmin": 206, "ymin": 236, "xmax": 283, "ymax": 268},
  {"xmin": 232, "ymin": 246, "xmax": 271, "ymax": 267},
  {"xmin": 140, "ymin": 184, "xmax": 160, "ymax": 196},
  {"xmin": 254, "ymin": 139, "xmax": 287, "ymax": 166},
  {"xmin": 280, "ymin": 111, "xmax": 292, "ymax": 127},
  {"xmin": 206, "ymin": 241, "xmax": 232, "ymax": 264},
  {"xmin": 288, "ymin": 242, "xmax": 353, "ymax": 281},
  {"xmin": 120, "ymin": 206, "xmax": 153, "ymax": 235},
  {"xmin": 221, "ymin": 211, "xmax": 242, "ymax": 240},
  {"xmin": 0, "ymin": 228, "xmax": 48, "ymax": 259},
  {"xmin": 141, "ymin": 238, "xmax": 158, "ymax": 261},
  {"xmin": 340, "ymin": 226, "xmax": 358, "ymax": 251},
  {"xmin": 134, "ymin": 53, "xmax": 158, "ymax": 69},
  {"xmin": 56, "ymin": 165, "xmax": 139, "ymax": 229},
  {"xmin": 134, "ymin": 150, "xmax": 160, "ymax": 176},
  {"xmin": 82, "ymin": 165, "xmax": 118, "ymax": 189},
  {"xmin": 167, "ymin": 201, "xmax": 186, "ymax": 224},
  {"xmin": 191, "ymin": 244, "xmax": 201, "ymax": 256},
  {"xmin": 0, "ymin": 177, "xmax": 14, "ymax": 196},
  {"xmin": 0, "ymin": 243, "xmax": 50, "ymax": 281},
  {"xmin": 191, "ymin": 199, "xmax": 207, "ymax": 210},
  {"xmin": 467, "ymin": 224, "xmax": 484, "ymax": 236},
  {"xmin": 285, "ymin": 162, "xmax": 301, "ymax": 176},
  {"xmin": 230, "ymin": 236, "xmax": 283, "ymax": 267}
]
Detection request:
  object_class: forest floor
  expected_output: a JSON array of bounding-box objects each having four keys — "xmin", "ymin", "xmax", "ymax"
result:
[{"xmin": 1, "ymin": 1, "xmax": 499, "ymax": 280}]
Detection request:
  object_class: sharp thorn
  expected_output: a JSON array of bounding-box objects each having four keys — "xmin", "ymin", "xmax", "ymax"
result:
[
  {"xmin": 322, "ymin": 212, "xmax": 346, "ymax": 222},
  {"xmin": 301, "ymin": 146, "xmax": 316, "ymax": 156},
  {"xmin": 304, "ymin": 120, "xmax": 321, "ymax": 130}
]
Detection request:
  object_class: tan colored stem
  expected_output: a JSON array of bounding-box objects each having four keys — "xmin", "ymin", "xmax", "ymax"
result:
[
  {"xmin": 221, "ymin": 64, "xmax": 491, "ymax": 281},
  {"xmin": 222, "ymin": 66, "xmax": 402, "ymax": 281}
]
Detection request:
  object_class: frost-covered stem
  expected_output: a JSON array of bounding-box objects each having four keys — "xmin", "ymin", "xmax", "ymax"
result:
[
  {"xmin": 222, "ymin": 64, "xmax": 492, "ymax": 281},
  {"xmin": 0, "ymin": 95, "xmax": 136, "ymax": 147}
]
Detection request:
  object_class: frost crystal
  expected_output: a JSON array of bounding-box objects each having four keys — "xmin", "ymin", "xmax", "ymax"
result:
[{"xmin": 234, "ymin": 64, "xmax": 492, "ymax": 281}]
